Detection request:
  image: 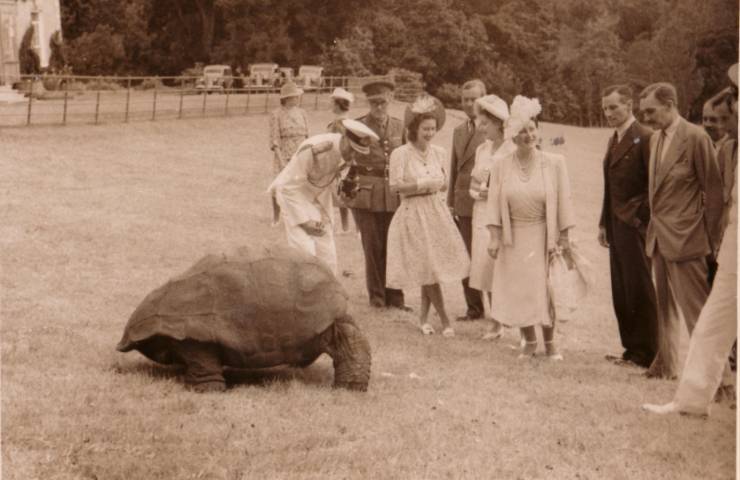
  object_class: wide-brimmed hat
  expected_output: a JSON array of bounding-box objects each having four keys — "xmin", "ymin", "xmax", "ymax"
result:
[
  {"xmin": 331, "ymin": 87, "xmax": 355, "ymax": 104},
  {"xmin": 280, "ymin": 82, "xmax": 303, "ymax": 99},
  {"xmin": 341, "ymin": 119, "xmax": 379, "ymax": 154},
  {"xmin": 729, "ymin": 63, "xmax": 738, "ymax": 87},
  {"xmin": 362, "ymin": 79, "xmax": 395, "ymax": 100},
  {"xmin": 504, "ymin": 95, "xmax": 542, "ymax": 140},
  {"xmin": 475, "ymin": 94, "xmax": 509, "ymax": 122},
  {"xmin": 403, "ymin": 94, "xmax": 446, "ymax": 130}
]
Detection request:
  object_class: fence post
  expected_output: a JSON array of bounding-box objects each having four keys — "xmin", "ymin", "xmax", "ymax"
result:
[
  {"xmin": 125, "ymin": 77, "xmax": 131, "ymax": 123},
  {"xmin": 245, "ymin": 86, "xmax": 250, "ymax": 114},
  {"xmin": 178, "ymin": 77, "xmax": 184, "ymax": 119},
  {"xmin": 314, "ymin": 82, "xmax": 320, "ymax": 110},
  {"xmin": 94, "ymin": 78, "xmax": 101, "ymax": 125},
  {"xmin": 62, "ymin": 77, "xmax": 68, "ymax": 125},
  {"xmin": 152, "ymin": 76, "xmax": 158, "ymax": 121},
  {"xmin": 201, "ymin": 89, "xmax": 207, "ymax": 117},
  {"xmin": 264, "ymin": 89, "xmax": 270, "ymax": 113},
  {"xmin": 225, "ymin": 85, "xmax": 230, "ymax": 116},
  {"xmin": 25, "ymin": 78, "xmax": 33, "ymax": 126}
]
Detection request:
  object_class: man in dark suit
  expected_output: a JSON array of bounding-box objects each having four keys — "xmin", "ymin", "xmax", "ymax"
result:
[
  {"xmin": 598, "ymin": 84, "xmax": 658, "ymax": 368},
  {"xmin": 639, "ymin": 82, "xmax": 724, "ymax": 379},
  {"xmin": 448, "ymin": 79, "xmax": 487, "ymax": 320},
  {"xmin": 343, "ymin": 79, "xmax": 408, "ymax": 310}
]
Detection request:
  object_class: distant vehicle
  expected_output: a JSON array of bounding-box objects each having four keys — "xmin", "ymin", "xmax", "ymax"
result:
[
  {"xmin": 195, "ymin": 65, "xmax": 234, "ymax": 93},
  {"xmin": 249, "ymin": 63, "xmax": 279, "ymax": 88},
  {"xmin": 296, "ymin": 65, "xmax": 324, "ymax": 91},
  {"xmin": 276, "ymin": 67, "xmax": 294, "ymax": 87}
]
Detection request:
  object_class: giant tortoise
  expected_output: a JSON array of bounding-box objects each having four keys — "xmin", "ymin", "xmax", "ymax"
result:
[{"xmin": 116, "ymin": 245, "xmax": 371, "ymax": 392}]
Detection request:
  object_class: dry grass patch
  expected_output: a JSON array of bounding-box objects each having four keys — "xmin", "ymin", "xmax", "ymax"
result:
[{"xmin": 1, "ymin": 107, "xmax": 735, "ymax": 479}]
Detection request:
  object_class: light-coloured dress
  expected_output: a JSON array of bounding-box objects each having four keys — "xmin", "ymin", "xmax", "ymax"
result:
[
  {"xmin": 468, "ymin": 140, "xmax": 514, "ymax": 292},
  {"xmin": 487, "ymin": 150, "xmax": 575, "ymax": 328},
  {"xmin": 269, "ymin": 106, "xmax": 309, "ymax": 173},
  {"xmin": 386, "ymin": 143, "xmax": 470, "ymax": 289}
]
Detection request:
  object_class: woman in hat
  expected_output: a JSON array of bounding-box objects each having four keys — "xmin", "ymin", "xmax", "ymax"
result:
[
  {"xmin": 327, "ymin": 87, "xmax": 355, "ymax": 134},
  {"xmin": 486, "ymin": 95, "xmax": 575, "ymax": 359},
  {"xmin": 468, "ymin": 95, "xmax": 516, "ymax": 340},
  {"xmin": 386, "ymin": 95, "xmax": 470, "ymax": 337},
  {"xmin": 269, "ymin": 82, "xmax": 309, "ymax": 174}
]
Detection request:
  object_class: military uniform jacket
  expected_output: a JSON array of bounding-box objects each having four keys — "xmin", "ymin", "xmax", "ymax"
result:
[
  {"xmin": 342, "ymin": 114, "xmax": 404, "ymax": 212},
  {"xmin": 268, "ymin": 133, "xmax": 345, "ymax": 227}
]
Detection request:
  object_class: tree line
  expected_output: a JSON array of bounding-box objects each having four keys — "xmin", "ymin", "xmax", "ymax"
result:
[{"xmin": 58, "ymin": 0, "xmax": 738, "ymax": 125}]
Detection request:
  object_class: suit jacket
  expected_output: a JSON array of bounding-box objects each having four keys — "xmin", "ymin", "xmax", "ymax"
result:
[
  {"xmin": 448, "ymin": 120, "xmax": 486, "ymax": 217},
  {"xmin": 342, "ymin": 114, "xmax": 404, "ymax": 212},
  {"xmin": 599, "ymin": 121, "xmax": 652, "ymax": 241},
  {"xmin": 646, "ymin": 117, "xmax": 723, "ymax": 261}
]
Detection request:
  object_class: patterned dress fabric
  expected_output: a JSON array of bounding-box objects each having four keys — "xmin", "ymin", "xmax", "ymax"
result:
[
  {"xmin": 386, "ymin": 143, "xmax": 470, "ymax": 289},
  {"xmin": 269, "ymin": 106, "xmax": 309, "ymax": 173}
]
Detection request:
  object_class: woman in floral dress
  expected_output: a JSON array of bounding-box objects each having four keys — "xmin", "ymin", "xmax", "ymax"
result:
[{"xmin": 386, "ymin": 95, "xmax": 470, "ymax": 337}]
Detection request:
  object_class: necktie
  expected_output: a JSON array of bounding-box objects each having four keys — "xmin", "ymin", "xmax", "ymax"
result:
[
  {"xmin": 611, "ymin": 131, "xmax": 619, "ymax": 151},
  {"xmin": 469, "ymin": 120, "xmax": 475, "ymax": 134},
  {"xmin": 656, "ymin": 130, "xmax": 666, "ymax": 166}
]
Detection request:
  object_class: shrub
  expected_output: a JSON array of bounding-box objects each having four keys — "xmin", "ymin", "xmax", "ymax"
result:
[
  {"xmin": 19, "ymin": 26, "xmax": 41, "ymax": 75},
  {"xmin": 86, "ymin": 78, "xmax": 122, "ymax": 91},
  {"xmin": 138, "ymin": 78, "xmax": 165, "ymax": 90},
  {"xmin": 388, "ymin": 67, "xmax": 424, "ymax": 102},
  {"xmin": 435, "ymin": 83, "xmax": 461, "ymax": 109}
]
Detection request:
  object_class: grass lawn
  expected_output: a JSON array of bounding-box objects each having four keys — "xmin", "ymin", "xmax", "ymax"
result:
[{"xmin": 1, "ymin": 104, "xmax": 735, "ymax": 479}]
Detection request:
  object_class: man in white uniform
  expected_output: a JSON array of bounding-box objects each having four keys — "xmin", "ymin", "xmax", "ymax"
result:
[
  {"xmin": 642, "ymin": 63, "xmax": 738, "ymax": 416},
  {"xmin": 268, "ymin": 119, "xmax": 379, "ymax": 274}
]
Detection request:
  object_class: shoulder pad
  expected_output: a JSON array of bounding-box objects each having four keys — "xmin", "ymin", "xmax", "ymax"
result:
[
  {"xmin": 311, "ymin": 141, "xmax": 334, "ymax": 156},
  {"xmin": 296, "ymin": 143, "xmax": 313, "ymax": 155}
]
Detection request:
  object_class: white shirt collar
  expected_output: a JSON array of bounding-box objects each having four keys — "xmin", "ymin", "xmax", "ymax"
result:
[{"xmin": 615, "ymin": 115, "xmax": 636, "ymax": 142}]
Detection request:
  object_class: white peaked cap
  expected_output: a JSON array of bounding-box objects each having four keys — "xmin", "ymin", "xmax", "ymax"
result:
[{"xmin": 331, "ymin": 87, "xmax": 355, "ymax": 104}]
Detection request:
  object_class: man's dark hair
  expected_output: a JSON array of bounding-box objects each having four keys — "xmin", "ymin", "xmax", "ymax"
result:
[
  {"xmin": 639, "ymin": 82, "xmax": 678, "ymax": 106},
  {"xmin": 711, "ymin": 89, "xmax": 735, "ymax": 111},
  {"xmin": 602, "ymin": 84, "xmax": 633, "ymax": 104}
]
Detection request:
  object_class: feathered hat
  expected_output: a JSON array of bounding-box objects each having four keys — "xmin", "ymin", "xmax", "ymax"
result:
[
  {"xmin": 403, "ymin": 94, "xmax": 446, "ymax": 130},
  {"xmin": 504, "ymin": 95, "xmax": 542, "ymax": 140}
]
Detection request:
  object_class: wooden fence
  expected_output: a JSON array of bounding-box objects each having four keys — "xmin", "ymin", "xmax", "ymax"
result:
[{"xmin": 0, "ymin": 74, "xmax": 420, "ymax": 127}]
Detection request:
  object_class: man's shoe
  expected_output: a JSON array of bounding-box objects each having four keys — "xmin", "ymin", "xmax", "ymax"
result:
[
  {"xmin": 390, "ymin": 304, "xmax": 413, "ymax": 313},
  {"xmin": 456, "ymin": 314, "xmax": 482, "ymax": 322},
  {"xmin": 641, "ymin": 402, "xmax": 678, "ymax": 415}
]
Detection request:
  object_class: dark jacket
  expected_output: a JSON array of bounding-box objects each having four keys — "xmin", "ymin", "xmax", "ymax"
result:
[{"xmin": 448, "ymin": 120, "xmax": 486, "ymax": 217}]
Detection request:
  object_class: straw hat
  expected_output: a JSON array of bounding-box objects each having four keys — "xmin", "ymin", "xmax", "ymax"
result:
[
  {"xmin": 280, "ymin": 82, "xmax": 303, "ymax": 99},
  {"xmin": 475, "ymin": 94, "xmax": 509, "ymax": 122},
  {"xmin": 331, "ymin": 87, "xmax": 355, "ymax": 104}
]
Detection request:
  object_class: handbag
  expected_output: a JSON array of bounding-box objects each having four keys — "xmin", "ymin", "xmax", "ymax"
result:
[{"xmin": 547, "ymin": 242, "xmax": 591, "ymax": 322}]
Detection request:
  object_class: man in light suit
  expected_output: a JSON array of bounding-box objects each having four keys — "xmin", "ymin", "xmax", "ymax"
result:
[
  {"xmin": 639, "ymin": 82, "xmax": 724, "ymax": 379},
  {"xmin": 448, "ymin": 79, "xmax": 487, "ymax": 321},
  {"xmin": 598, "ymin": 84, "xmax": 658, "ymax": 368}
]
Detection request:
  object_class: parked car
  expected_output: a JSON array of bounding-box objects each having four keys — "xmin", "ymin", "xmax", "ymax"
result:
[
  {"xmin": 276, "ymin": 67, "xmax": 295, "ymax": 87},
  {"xmin": 195, "ymin": 65, "xmax": 234, "ymax": 93},
  {"xmin": 249, "ymin": 63, "xmax": 279, "ymax": 88},
  {"xmin": 296, "ymin": 65, "xmax": 324, "ymax": 91}
]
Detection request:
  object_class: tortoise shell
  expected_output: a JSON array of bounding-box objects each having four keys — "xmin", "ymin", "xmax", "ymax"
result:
[{"xmin": 116, "ymin": 245, "xmax": 348, "ymax": 368}]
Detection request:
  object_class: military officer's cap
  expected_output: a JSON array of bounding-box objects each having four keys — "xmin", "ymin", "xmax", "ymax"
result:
[
  {"xmin": 341, "ymin": 119, "xmax": 379, "ymax": 154},
  {"xmin": 362, "ymin": 79, "xmax": 396, "ymax": 100}
]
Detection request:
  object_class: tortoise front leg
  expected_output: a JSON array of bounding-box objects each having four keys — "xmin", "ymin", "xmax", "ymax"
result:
[
  {"xmin": 169, "ymin": 339, "xmax": 227, "ymax": 392},
  {"xmin": 320, "ymin": 315, "xmax": 372, "ymax": 391}
]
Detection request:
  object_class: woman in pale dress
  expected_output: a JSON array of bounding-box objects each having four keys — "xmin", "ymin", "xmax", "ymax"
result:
[
  {"xmin": 269, "ymin": 82, "xmax": 309, "ymax": 224},
  {"xmin": 468, "ymin": 94, "xmax": 515, "ymax": 340},
  {"xmin": 486, "ymin": 96, "xmax": 575, "ymax": 359},
  {"xmin": 386, "ymin": 95, "xmax": 470, "ymax": 337}
]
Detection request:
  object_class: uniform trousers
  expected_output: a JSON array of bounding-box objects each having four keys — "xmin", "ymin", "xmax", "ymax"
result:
[
  {"xmin": 352, "ymin": 208, "xmax": 404, "ymax": 307},
  {"xmin": 283, "ymin": 221, "xmax": 337, "ymax": 275}
]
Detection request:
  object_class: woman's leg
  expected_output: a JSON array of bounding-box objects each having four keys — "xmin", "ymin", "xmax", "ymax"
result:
[
  {"xmin": 426, "ymin": 283, "xmax": 451, "ymax": 330},
  {"xmin": 542, "ymin": 325, "xmax": 563, "ymax": 360},
  {"xmin": 420, "ymin": 286, "xmax": 431, "ymax": 325},
  {"xmin": 520, "ymin": 326, "xmax": 537, "ymax": 357}
]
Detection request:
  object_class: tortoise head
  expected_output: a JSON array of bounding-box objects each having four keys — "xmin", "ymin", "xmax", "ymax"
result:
[{"xmin": 330, "ymin": 315, "xmax": 371, "ymax": 391}]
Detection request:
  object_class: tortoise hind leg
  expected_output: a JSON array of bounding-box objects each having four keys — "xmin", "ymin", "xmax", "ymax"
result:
[{"xmin": 169, "ymin": 339, "xmax": 227, "ymax": 392}]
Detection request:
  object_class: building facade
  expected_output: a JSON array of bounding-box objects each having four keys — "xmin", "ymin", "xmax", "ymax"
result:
[{"xmin": 0, "ymin": 0, "xmax": 61, "ymax": 85}]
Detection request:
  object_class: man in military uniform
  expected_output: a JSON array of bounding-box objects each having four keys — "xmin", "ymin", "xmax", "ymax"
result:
[
  {"xmin": 343, "ymin": 79, "xmax": 409, "ymax": 309},
  {"xmin": 268, "ymin": 119, "xmax": 379, "ymax": 275}
]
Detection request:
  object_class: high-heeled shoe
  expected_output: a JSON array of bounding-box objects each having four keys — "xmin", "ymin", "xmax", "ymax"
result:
[
  {"xmin": 517, "ymin": 340, "xmax": 538, "ymax": 359},
  {"xmin": 544, "ymin": 340, "xmax": 563, "ymax": 361}
]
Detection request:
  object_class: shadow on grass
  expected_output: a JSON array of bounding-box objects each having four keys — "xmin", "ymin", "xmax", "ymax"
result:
[{"xmin": 112, "ymin": 359, "xmax": 334, "ymax": 390}]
